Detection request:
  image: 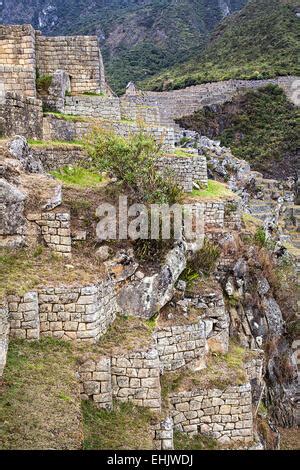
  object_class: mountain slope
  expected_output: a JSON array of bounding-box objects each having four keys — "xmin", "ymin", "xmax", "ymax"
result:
[
  {"xmin": 141, "ymin": 0, "xmax": 300, "ymax": 91},
  {"xmin": 0, "ymin": 0, "xmax": 247, "ymax": 93}
]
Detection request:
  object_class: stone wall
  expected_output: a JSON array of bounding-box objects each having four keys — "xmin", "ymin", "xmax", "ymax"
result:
[
  {"xmin": 79, "ymin": 355, "xmax": 112, "ymax": 409},
  {"xmin": 169, "ymin": 383, "xmax": 254, "ymax": 445},
  {"xmin": 152, "ymin": 417, "xmax": 174, "ymax": 450},
  {"xmin": 7, "ymin": 281, "xmax": 118, "ymax": 343},
  {"xmin": 156, "ymin": 155, "xmax": 208, "ymax": 192},
  {"xmin": 64, "ymin": 95, "xmax": 121, "ymax": 121},
  {"xmin": 8, "ymin": 291, "xmax": 40, "ymax": 340},
  {"xmin": 0, "ymin": 92, "xmax": 43, "ymax": 139},
  {"xmin": 43, "ymin": 115, "xmax": 175, "ymax": 149},
  {"xmin": 31, "ymin": 145, "xmax": 88, "ymax": 171},
  {"xmin": 144, "ymin": 76, "xmax": 299, "ymax": 128},
  {"xmin": 79, "ymin": 348, "xmax": 161, "ymax": 411},
  {"xmin": 36, "ymin": 34, "xmax": 106, "ymax": 94},
  {"xmin": 204, "ymin": 199, "xmax": 242, "ymax": 230},
  {"xmin": 0, "ymin": 24, "xmax": 37, "ymax": 98},
  {"xmin": 120, "ymin": 97, "xmax": 161, "ymax": 126},
  {"xmin": 111, "ymin": 349, "xmax": 161, "ymax": 410},
  {"xmin": 36, "ymin": 211, "xmax": 72, "ymax": 256},
  {"xmin": 153, "ymin": 321, "xmax": 207, "ymax": 372},
  {"xmin": 0, "ymin": 302, "xmax": 9, "ymax": 377},
  {"xmin": 204, "ymin": 202, "xmax": 225, "ymax": 229}
]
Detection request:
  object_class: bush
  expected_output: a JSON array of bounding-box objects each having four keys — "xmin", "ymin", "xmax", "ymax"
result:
[
  {"xmin": 36, "ymin": 74, "xmax": 52, "ymax": 93},
  {"xmin": 181, "ymin": 239, "xmax": 221, "ymax": 280},
  {"xmin": 85, "ymin": 128, "xmax": 182, "ymax": 205}
]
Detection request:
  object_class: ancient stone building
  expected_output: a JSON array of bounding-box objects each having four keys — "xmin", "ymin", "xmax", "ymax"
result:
[{"xmin": 0, "ymin": 24, "xmax": 106, "ymax": 98}]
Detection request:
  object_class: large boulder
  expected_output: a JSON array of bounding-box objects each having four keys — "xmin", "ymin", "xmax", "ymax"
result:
[
  {"xmin": 117, "ymin": 242, "xmax": 187, "ymax": 319},
  {"xmin": 0, "ymin": 178, "xmax": 26, "ymax": 236},
  {"xmin": 7, "ymin": 136, "xmax": 43, "ymax": 174}
]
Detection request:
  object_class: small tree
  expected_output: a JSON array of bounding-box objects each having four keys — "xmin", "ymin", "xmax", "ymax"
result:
[{"xmin": 85, "ymin": 128, "xmax": 182, "ymax": 205}]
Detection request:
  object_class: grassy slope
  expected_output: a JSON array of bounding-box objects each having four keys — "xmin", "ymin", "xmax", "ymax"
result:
[
  {"xmin": 141, "ymin": 0, "xmax": 300, "ymax": 91},
  {"xmin": 178, "ymin": 84, "xmax": 300, "ymax": 178},
  {"xmin": 0, "ymin": 339, "xmax": 82, "ymax": 450}
]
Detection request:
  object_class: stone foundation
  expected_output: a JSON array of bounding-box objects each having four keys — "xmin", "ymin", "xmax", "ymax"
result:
[{"xmin": 170, "ymin": 384, "xmax": 254, "ymax": 445}]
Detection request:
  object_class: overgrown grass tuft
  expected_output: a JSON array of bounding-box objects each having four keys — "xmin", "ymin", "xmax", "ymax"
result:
[
  {"xmin": 51, "ymin": 166, "xmax": 103, "ymax": 188},
  {"xmin": 82, "ymin": 400, "xmax": 154, "ymax": 450},
  {"xmin": 0, "ymin": 338, "xmax": 82, "ymax": 450},
  {"xmin": 191, "ymin": 180, "xmax": 235, "ymax": 200},
  {"xmin": 174, "ymin": 431, "xmax": 218, "ymax": 450}
]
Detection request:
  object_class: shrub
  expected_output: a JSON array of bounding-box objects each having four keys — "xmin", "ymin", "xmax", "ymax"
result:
[
  {"xmin": 36, "ymin": 74, "xmax": 52, "ymax": 93},
  {"xmin": 181, "ymin": 239, "xmax": 221, "ymax": 279},
  {"xmin": 85, "ymin": 128, "xmax": 182, "ymax": 205}
]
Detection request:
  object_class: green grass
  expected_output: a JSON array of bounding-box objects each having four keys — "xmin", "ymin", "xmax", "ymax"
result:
[
  {"xmin": 174, "ymin": 431, "xmax": 218, "ymax": 450},
  {"xmin": 50, "ymin": 166, "xmax": 103, "ymax": 188},
  {"xmin": 161, "ymin": 341, "xmax": 252, "ymax": 396},
  {"xmin": 82, "ymin": 400, "xmax": 154, "ymax": 450},
  {"xmin": 28, "ymin": 139, "xmax": 83, "ymax": 148},
  {"xmin": 43, "ymin": 112, "xmax": 92, "ymax": 123},
  {"xmin": 0, "ymin": 246, "xmax": 105, "ymax": 301},
  {"xmin": 191, "ymin": 180, "xmax": 235, "ymax": 200},
  {"xmin": 0, "ymin": 339, "xmax": 82, "ymax": 450},
  {"xmin": 82, "ymin": 91, "xmax": 105, "ymax": 97}
]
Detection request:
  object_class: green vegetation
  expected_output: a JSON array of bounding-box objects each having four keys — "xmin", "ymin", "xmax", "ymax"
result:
[
  {"xmin": 161, "ymin": 341, "xmax": 251, "ymax": 395},
  {"xmin": 174, "ymin": 431, "xmax": 218, "ymax": 450},
  {"xmin": 28, "ymin": 139, "xmax": 83, "ymax": 147},
  {"xmin": 43, "ymin": 112, "xmax": 91, "ymax": 123},
  {"xmin": 36, "ymin": 74, "xmax": 52, "ymax": 93},
  {"xmin": 96, "ymin": 316, "xmax": 153, "ymax": 355},
  {"xmin": 191, "ymin": 180, "xmax": 235, "ymax": 200},
  {"xmin": 180, "ymin": 85, "xmax": 300, "ymax": 178},
  {"xmin": 0, "ymin": 247, "xmax": 105, "ymax": 301},
  {"xmin": 82, "ymin": 400, "xmax": 153, "ymax": 450},
  {"xmin": 86, "ymin": 128, "xmax": 182, "ymax": 204},
  {"xmin": 0, "ymin": 339, "xmax": 81, "ymax": 449},
  {"xmin": 142, "ymin": 0, "xmax": 300, "ymax": 91},
  {"xmin": 82, "ymin": 91, "xmax": 105, "ymax": 97},
  {"xmin": 51, "ymin": 166, "xmax": 103, "ymax": 188},
  {"xmin": 181, "ymin": 239, "xmax": 221, "ymax": 282}
]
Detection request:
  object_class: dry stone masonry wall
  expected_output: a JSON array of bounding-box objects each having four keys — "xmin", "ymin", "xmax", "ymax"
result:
[
  {"xmin": 8, "ymin": 291, "xmax": 40, "ymax": 340},
  {"xmin": 64, "ymin": 95, "xmax": 121, "ymax": 121},
  {"xmin": 0, "ymin": 302, "xmax": 10, "ymax": 377},
  {"xmin": 0, "ymin": 24, "xmax": 37, "ymax": 98},
  {"xmin": 156, "ymin": 155, "xmax": 208, "ymax": 192},
  {"xmin": 36, "ymin": 34, "xmax": 106, "ymax": 95},
  {"xmin": 6, "ymin": 281, "xmax": 118, "ymax": 343},
  {"xmin": 153, "ymin": 321, "xmax": 207, "ymax": 372},
  {"xmin": 36, "ymin": 211, "xmax": 72, "ymax": 256},
  {"xmin": 31, "ymin": 145, "xmax": 88, "ymax": 171},
  {"xmin": 0, "ymin": 93, "xmax": 43, "ymax": 139},
  {"xmin": 79, "ymin": 348, "xmax": 162, "ymax": 411},
  {"xmin": 169, "ymin": 384, "xmax": 254, "ymax": 445},
  {"xmin": 42, "ymin": 115, "xmax": 175, "ymax": 150}
]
